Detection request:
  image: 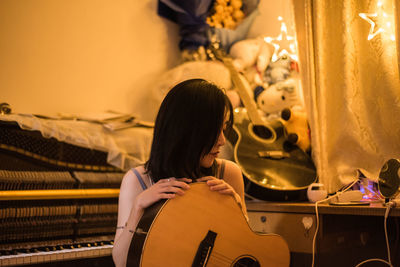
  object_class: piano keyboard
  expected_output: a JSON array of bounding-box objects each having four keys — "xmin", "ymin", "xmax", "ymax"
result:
[
  {"xmin": 0, "ymin": 169, "xmax": 122, "ymax": 266},
  {"xmin": 0, "ymin": 244, "xmax": 113, "ymax": 266}
]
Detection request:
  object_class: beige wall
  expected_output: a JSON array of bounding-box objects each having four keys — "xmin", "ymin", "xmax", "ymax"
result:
[{"xmin": 0, "ymin": 0, "xmax": 292, "ymax": 121}]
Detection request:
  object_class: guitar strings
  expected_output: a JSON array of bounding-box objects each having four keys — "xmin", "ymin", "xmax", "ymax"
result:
[
  {"xmin": 208, "ymin": 255, "xmax": 231, "ymax": 266},
  {"xmin": 208, "ymin": 256, "xmax": 249, "ymax": 267},
  {"xmin": 207, "ymin": 256, "xmax": 230, "ymax": 267},
  {"xmin": 208, "ymin": 251, "xmax": 232, "ymax": 266},
  {"xmin": 208, "ymin": 250, "xmax": 250, "ymax": 267},
  {"xmin": 211, "ymin": 250, "xmax": 232, "ymax": 261}
]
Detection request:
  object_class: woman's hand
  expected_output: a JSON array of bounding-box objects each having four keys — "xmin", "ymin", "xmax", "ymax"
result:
[
  {"xmin": 135, "ymin": 178, "xmax": 192, "ymax": 210},
  {"xmin": 197, "ymin": 176, "xmax": 242, "ymax": 204}
]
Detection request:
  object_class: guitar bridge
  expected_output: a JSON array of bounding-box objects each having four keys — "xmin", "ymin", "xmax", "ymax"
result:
[
  {"xmin": 192, "ymin": 230, "xmax": 217, "ymax": 267},
  {"xmin": 258, "ymin": 151, "xmax": 290, "ymax": 159}
]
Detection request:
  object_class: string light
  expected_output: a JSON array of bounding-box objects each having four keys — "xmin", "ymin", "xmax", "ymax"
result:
[
  {"xmin": 264, "ymin": 16, "xmax": 298, "ymax": 62},
  {"xmin": 359, "ymin": 0, "xmax": 396, "ymax": 41}
]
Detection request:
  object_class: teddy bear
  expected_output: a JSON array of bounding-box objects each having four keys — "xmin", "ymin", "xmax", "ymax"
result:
[{"xmin": 281, "ymin": 107, "xmax": 311, "ymax": 153}]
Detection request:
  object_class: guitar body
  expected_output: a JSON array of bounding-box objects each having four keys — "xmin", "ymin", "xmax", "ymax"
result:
[
  {"xmin": 127, "ymin": 183, "xmax": 290, "ymax": 267},
  {"xmin": 229, "ymin": 108, "xmax": 316, "ymax": 201}
]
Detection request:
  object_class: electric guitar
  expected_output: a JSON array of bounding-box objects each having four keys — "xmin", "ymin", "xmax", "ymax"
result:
[
  {"xmin": 127, "ymin": 183, "xmax": 290, "ymax": 267},
  {"xmin": 208, "ymin": 42, "xmax": 316, "ymax": 201}
]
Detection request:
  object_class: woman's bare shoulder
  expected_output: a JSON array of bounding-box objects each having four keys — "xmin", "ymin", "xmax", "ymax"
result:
[
  {"xmin": 219, "ymin": 159, "xmax": 241, "ymax": 171},
  {"xmin": 218, "ymin": 159, "xmax": 242, "ymax": 180},
  {"xmin": 120, "ymin": 166, "xmax": 150, "ymax": 192}
]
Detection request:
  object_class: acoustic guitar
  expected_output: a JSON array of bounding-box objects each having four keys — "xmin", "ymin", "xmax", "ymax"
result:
[
  {"xmin": 127, "ymin": 182, "xmax": 290, "ymax": 267},
  {"xmin": 208, "ymin": 42, "xmax": 316, "ymax": 201}
]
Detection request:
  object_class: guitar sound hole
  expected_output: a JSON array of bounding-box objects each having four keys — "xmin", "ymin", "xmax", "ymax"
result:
[
  {"xmin": 252, "ymin": 125, "xmax": 272, "ymax": 140},
  {"xmin": 233, "ymin": 256, "xmax": 260, "ymax": 267}
]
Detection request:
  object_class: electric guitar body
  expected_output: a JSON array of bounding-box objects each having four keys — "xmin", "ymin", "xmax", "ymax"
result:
[
  {"xmin": 208, "ymin": 42, "xmax": 316, "ymax": 201},
  {"xmin": 127, "ymin": 183, "xmax": 290, "ymax": 267}
]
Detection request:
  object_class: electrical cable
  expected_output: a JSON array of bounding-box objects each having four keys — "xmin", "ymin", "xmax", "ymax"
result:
[
  {"xmin": 384, "ymin": 204, "xmax": 392, "ymax": 266},
  {"xmin": 393, "ymin": 218, "xmax": 399, "ymax": 267},
  {"xmin": 354, "ymin": 258, "xmax": 392, "ymax": 267},
  {"xmin": 353, "ymin": 201, "xmax": 395, "ymax": 267},
  {"xmin": 311, "ymin": 179, "xmax": 359, "ymax": 267}
]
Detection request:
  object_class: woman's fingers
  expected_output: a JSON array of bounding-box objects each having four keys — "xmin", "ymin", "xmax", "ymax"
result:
[
  {"xmin": 174, "ymin": 181, "xmax": 191, "ymax": 189},
  {"xmin": 160, "ymin": 181, "xmax": 190, "ymax": 190},
  {"xmin": 209, "ymin": 183, "xmax": 231, "ymax": 192},
  {"xmin": 137, "ymin": 177, "xmax": 191, "ymax": 209},
  {"xmin": 218, "ymin": 188, "xmax": 234, "ymax": 194},
  {"xmin": 177, "ymin": 178, "xmax": 192, "ymax": 183},
  {"xmin": 158, "ymin": 178, "xmax": 190, "ymax": 189},
  {"xmin": 159, "ymin": 193, "xmax": 176, "ymax": 199},
  {"xmin": 160, "ymin": 177, "xmax": 191, "ymax": 186},
  {"xmin": 159, "ymin": 177, "xmax": 175, "ymax": 183},
  {"xmin": 197, "ymin": 176, "xmax": 214, "ymax": 182},
  {"xmin": 165, "ymin": 186, "xmax": 186, "ymax": 195},
  {"xmin": 156, "ymin": 184, "xmax": 186, "ymax": 195},
  {"xmin": 204, "ymin": 179, "xmax": 236, "ymax": 196},
  {"xmin": 206, "ymin": 179, "xmax": 222, "ymax": 186}
]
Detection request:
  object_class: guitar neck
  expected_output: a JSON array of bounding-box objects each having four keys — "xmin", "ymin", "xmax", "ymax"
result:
[{"xmin": 223, "ymin": 58, "xmax": 264, "ymax": 126}]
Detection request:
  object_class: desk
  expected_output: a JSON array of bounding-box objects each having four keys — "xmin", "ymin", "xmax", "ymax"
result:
[{"xmin": 246, "ymin": 201, "xmax": 400, "ymax": 267}]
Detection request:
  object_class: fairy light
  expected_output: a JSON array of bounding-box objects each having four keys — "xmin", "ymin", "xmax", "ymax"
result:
[
  {"xmin": 359, "ymin": 0, "xmax": 396, "ymax": 41},
  {"xmin": 264, "ymin": 16, "xmax": 298, "ymax": 62}
]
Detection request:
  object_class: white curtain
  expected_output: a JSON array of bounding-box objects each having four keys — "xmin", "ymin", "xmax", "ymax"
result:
[{"xmin": 292, "ymin": 0, "xmax": 400, "ymax": 193}]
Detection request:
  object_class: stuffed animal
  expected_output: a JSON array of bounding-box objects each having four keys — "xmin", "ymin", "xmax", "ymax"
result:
[
  {"xmin": 229, "ymin": 38, "xmax": 272, "ymax": 85},
  {"xmin": 254, "ymin": 77, "xmax": 302, "ymax": 116},
  {"xmin": 281, "ymin": 108, "xmax": 311, "ymax": 153},
  {"xmin": 264, "ymin": 54, "xmax": 292, "ymax": 85}
]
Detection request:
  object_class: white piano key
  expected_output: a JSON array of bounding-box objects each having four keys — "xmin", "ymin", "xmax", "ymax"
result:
[
  {"xmin": 30, "ymin": 255, "xmax": 38, "ymax": 264},
  {"xmin": 44, "ymin": 253, "xmax": 52, "ymax": 263},
  {"xmin": 15, "ymin": 257, "xmax": 24, "ymax": 265},
  {"xmin": 56, "ymin": 252, "xmax": 63, "ymax": 261},
  {"xmin": 22, "ymin": 254, "xmax": 33, "ymax": 265},
  {"xmin": 36, "ymin": 254, "xmax": 44, "ymax": 263},
  {"xmin": 50, "ymin": 252, "xmax": 58, "ymax": 262},
  {"xmin": 1, "ymin": 257, "xmax": 10, "ymax": 266},
  {"xmin": 0, "ymin": 245, "xmax": 113, "ymax": 266}
]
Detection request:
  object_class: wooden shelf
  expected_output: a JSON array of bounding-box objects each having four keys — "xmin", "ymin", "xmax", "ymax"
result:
[{"xmin": 246, "ymin": 200, "xmax": 400, "ymax": 217}]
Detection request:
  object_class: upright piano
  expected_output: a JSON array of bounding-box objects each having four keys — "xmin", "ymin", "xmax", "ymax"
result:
[{"xmin": 0, "ymin": 120, "xmax": 125, "ymax": 266}]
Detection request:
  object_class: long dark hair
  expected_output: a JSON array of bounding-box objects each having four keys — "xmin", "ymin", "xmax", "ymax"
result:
[{"xmin": 145, "ymin": 79, "xmax": 233, "ymax": 182}]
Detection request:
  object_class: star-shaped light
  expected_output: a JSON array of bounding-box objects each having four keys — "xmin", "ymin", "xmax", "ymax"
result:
[
  {"xmin": 264, "ymin": 16, "xmax": 298, "ymax": 62},
  {"xmin": 359, "ymin": 1, "xmax": 396, "ymax": 41}
]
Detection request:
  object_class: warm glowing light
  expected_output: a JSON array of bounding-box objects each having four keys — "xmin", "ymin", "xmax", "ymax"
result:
[
  {"xmin": 359, "ymin": 0, "xmax": 396, "ymax": 41},
  {"xmin": 264, "ymin": 16, "xmax": 298, "ymax": 62}
]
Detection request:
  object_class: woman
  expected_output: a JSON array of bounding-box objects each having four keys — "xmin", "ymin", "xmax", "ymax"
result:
[{"xmin": 112, "ymin": 79, "xmax": 247, "ymax": 267}]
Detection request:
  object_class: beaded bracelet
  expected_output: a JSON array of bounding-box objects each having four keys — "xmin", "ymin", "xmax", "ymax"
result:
[{"xmin": 117, "ymin": 223, "xmax": 135, "ymax": 233}]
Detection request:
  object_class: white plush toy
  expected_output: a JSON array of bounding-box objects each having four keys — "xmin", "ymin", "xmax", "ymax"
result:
[
  {"xmin": 254, "ymin": 77, "xmax": 303, "ymax": 117},
  {"xmin": 229, "ymin": 38, "xmax": 272, "ymax": 85}
]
